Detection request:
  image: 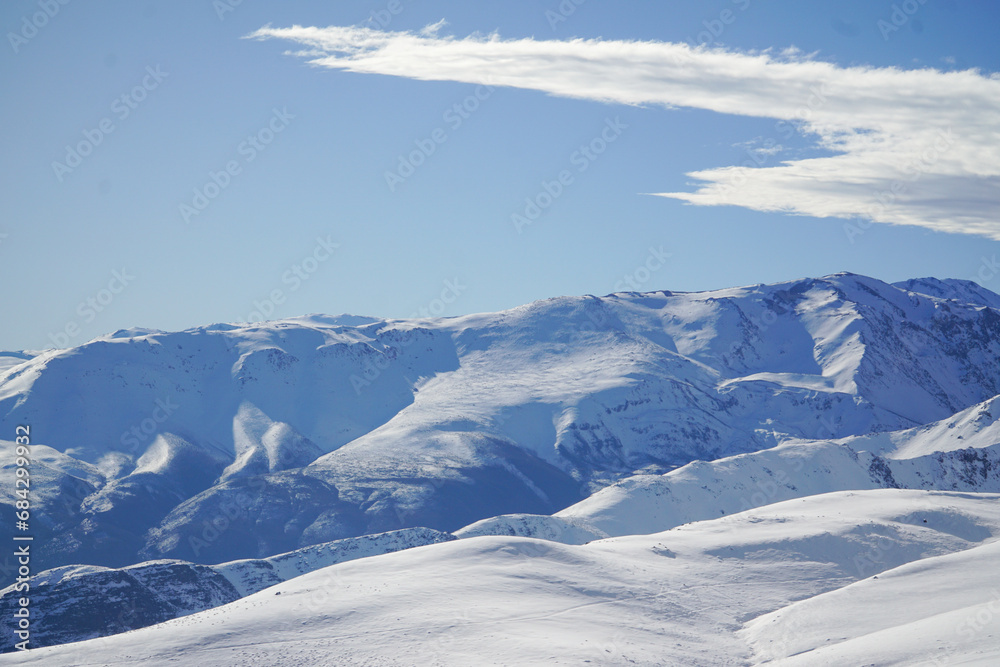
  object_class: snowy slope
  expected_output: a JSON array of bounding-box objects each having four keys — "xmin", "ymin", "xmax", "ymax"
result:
[
  {"xmin": 743, "ymin": 538, "xmax": 1000, "ymax": 665},
  {"xmin": 0, "ymin": 528, "xmax": 453, "ymax": 651},
  {"xmin": 0, "ymin": 352, "xmax": 35, "ymax": 375},
  {"xmin": 2, "ymin": 273, "xmax": 999, "ymax": 578},
  {"xmin": 0, "ymin": 560, "xmax": 240, "ymax": 652},
  {"xmin": 454, "ymin": 512, "xmax": 610, "ymax": 544},
  {"xmin": 5, "ymin": 490, "xmax": 999, "ymax": 665},
  {"xmin": 846, "ymin": 391, "xmax": 1000, "ymax": 460},
  {"xmin": 33, "ymin": 389, "xmax": 997, "ymax": 653},
  {"xmin": 463, "ymin": 392, "xmax": 1000, "ymax": 542},
  {"xmin": 894, "ymin": 276, "xmax": 1000, "ymax": 309},
  {"xmin": 213, "ymin": 527, "xmax": 454, "ymax": 597}
]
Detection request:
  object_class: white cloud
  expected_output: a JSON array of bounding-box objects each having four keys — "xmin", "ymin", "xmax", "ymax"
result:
[{"xmin": 247, "ymin": 24, "xmax": 1000, "ymax": 240}]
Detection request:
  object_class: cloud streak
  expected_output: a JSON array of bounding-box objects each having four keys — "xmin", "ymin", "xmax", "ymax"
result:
[{"xmin": 247, "ymin": 24, "xmax": 1000, "ymax": 240}]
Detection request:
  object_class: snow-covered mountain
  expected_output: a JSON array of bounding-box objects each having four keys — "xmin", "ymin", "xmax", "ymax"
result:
[
  {"xmin": 0, "ymin": 528, "xmax": 452, "ymax": 650},
  {"xmin": 6, "ymin": 489, "xmax": 1000, "ymax": 665},
  {"xmin": 457, "ymin": 392, "xmax": 1000, "ymax": 542},
  {"xmin": 2, "ymin": 272, "xmax": 1000, "ymax": 659},
  {"xmin": 2, "ymin": 272, "xmax": 999, "ymax": 581}
]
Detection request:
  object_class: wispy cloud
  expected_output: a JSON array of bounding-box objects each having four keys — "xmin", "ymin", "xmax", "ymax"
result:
[{"xmin": 247, "ymin": 24, "xmax": 1000, "ymax": 240}]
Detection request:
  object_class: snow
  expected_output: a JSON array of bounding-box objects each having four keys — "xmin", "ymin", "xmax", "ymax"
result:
[
  {"xmin": 0, "ymin": 529, "xmax": 456, "ymax": 650},
  {"xmin": 454, "ymin": 513, "xmax": 609, "ymax": 544},
  {"xmin": 6, "ymin": 490, "xmax": 1000, "ymax": 665},
  {"xmin": 213, "ymin": 527, "xmax": 456, "ymax": 597},
  {"xmin": 894, "ymin": 277, "xmax": 1000, "ymax": 310},
  {"xmin": 2, "ymin": 273, "xmax": 1000, "ymax": 661},
  {"xmin": 743, "ymin": 539, "xmax": 1000, "ymax": 665},
  {"xmin": 455, "ymin": 390, "xmax": 1000, "ymax": 543},
  {"xmin": 860, "ymin": 394, "xmax": 1000, "ymax": 460}
]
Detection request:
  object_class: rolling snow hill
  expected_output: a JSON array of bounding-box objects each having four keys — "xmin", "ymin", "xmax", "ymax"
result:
[
  {"xmin": 5, "ymin": 490, "xmax": 999, "ymax": 666},
  {"xmin": 0, "ymin": 528, "xmax": 453, "ymax": 651}
]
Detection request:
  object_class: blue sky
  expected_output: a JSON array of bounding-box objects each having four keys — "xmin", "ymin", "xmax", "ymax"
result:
[{"xmin": 2, "ymin": 0, "xmax": 998, "ymax": 351}]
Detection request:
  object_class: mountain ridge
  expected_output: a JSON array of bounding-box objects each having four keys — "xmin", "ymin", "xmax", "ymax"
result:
[{"xmin": 2, "ymin": 272, "xmax": 998, "ymax": 578}]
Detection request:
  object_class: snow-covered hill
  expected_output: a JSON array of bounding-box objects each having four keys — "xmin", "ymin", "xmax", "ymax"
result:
[
  {"xmin": 742, "ymin": 537, "xmax": 1000, "ymax": 665},
  {"xmin": 6, "ymin": 489, "xmax": 999, "ymax": 665},
  {"xmin": 0, "ymin": 528, "xmax": 452, "ymax": 651},
  {"xmin": 2, "ymin": 272, "xmax": 999, "ymax": 580},
  {"xmin": 459, "ymin": 392, "xmax": 1000, "ymax": 542}
]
